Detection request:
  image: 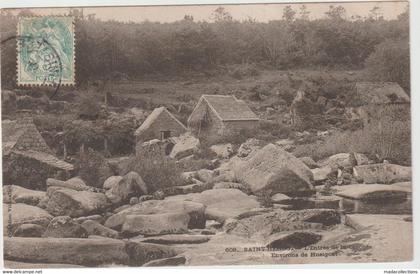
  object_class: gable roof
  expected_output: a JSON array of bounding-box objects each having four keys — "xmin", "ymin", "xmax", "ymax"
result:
[
  {"xmin": 194, "ymin": 95, "xmax": 259, "ymax": 122},
  {"xmin": 135, "ymin": 107, "xmax": 187, "ymax": 136},
  {"xmin": 354, "ymin": 82, "xmax": 410, "ymax": 105},
  {"xmin": 2, "ymin": 119, "xmax": 51, "ymax": 156},
  {"xmin": 14, "ymin": 150, "xmax": 74, "ymax": 171}
]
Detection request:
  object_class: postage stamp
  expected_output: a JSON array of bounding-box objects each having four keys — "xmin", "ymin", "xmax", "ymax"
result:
[{"xmin": 17, "ymin": 16, "xmax": 75, "ymax": 85}]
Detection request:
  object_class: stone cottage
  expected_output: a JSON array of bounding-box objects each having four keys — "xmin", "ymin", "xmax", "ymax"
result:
[
  {"xmin": 187, "ymin": 95, "xmax": 259, "ymax": 142},
  {"xmin": 134, "ymin": 107, "xmax": 187, "ymax": 143},
  {"xmin": 347, "ymin": 82, "xmax": 410, "ymax": 126},
  {"xmin": 2, "ymin": 118, "xmax": 74, "ymax": 190}
]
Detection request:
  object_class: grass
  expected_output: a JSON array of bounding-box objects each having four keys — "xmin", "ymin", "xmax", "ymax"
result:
[{"xmin": 293, "ymin": 117, "xmax": 411, "ymax": 165}]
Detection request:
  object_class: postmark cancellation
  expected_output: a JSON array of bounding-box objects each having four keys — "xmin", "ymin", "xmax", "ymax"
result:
[{"xmin": 17, "ymin": 16, "xmax": 75, "ymax": 86}]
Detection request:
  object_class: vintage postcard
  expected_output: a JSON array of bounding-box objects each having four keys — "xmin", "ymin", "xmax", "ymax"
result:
[{"xmin": 0, "ymin": 1, "xmax": 413, "ymax": 269}]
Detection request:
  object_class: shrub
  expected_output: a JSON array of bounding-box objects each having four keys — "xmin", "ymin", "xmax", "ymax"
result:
[
  {"xmin": 293, "ymin": 117, "xmax": 411, "ymax": 165},
  {"xmin": 77, "ymin": 93, "xmax": 101, "ymax": 120},
  {"xmin": 124, "ymin": 149, "xmax": 183, "ymax": 193},
  {"xmin": 76, "ymin": 148, "xmax": 112, "ymax": 188},
  {"xmin": 228, "ymin": 63, "xmax": 260, "ymax": 79}
]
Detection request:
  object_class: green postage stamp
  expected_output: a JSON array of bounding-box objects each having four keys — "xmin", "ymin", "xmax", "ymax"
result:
[{"xmin": 17, "ymin": 16, "xmax": 75, "ymax": 85}]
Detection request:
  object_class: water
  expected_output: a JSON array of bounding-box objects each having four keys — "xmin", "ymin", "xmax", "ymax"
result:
[{"xmin": 340, "ymin": 194, "xmax": 412, "ymax": 214}]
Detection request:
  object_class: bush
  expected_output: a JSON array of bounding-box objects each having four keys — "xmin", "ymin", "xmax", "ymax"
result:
[
  {"xmin": 76, "ymin": 148, "xmax": 112, "ymax": 188},
  {"xmin": 77, "ymin": 93, "xmax": 101, "ymax": 120},
  {"xmin": 124, "ymin": 149, "xmax": 183, "ymax": 193},
  {"xmin": 365, "ymin": 39, "xmax": 410, "ymax": 93},
  {"xmin": 228, "ymin": 63, "xmax": 260, "ymax": 79},
  {"xmin": 293, "ymin": 117, "xmax": 411, "ymax": 165}
]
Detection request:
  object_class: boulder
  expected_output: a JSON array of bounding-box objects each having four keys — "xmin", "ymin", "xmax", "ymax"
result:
[
  {"xmin": 81, "ymin": 220, "xmax": 119, "ymax": 238},
  {"xmin": 74, "ymin": 214, "xmax": 104, "ymax": 224},
  {"xmin": 237, "ymin": 138, "xmax": 262, "ymax": 158},
  {"xmin": 140, "ymin": 234, "xmax": 210, "ymax": 245},
  {"xmin": 142, "ymin": 255, "xmax": 186, "ymax": 267},
  {"xmin": 351, "ymin": 152, "xmax": 370, "ymax": 166},
  {"xmin": 213, "ymin": 182, "xmax": 251, "ymax": 194},
  {"xmin": 169, "ymin": 133, "xmax": 200, "ymax": 160},
  {"xmin": 275, "ymin": 139, "xmax": 295, "ymax": 152},
  {"xmin": 336, "ymin": 183, "xmax": 410, "ymax": 201},
  {"xmin": 104, "ymin": 200, "xmax": 205, "ymax": 230},
  {"xmin": 167, "ymin": 189, "xmax": 260, "ymax": 223},
  {"xmin": 106, "ymin": 171, "xmax": 148, "ymax": 204},
  {"xmin": 164, "ymin": 181, "xmax": 214, "ymax": 196},
  {"xmin": 130, "ymin": 197, "xmax": 139, "ymax": 205},
  {"xmin": 271, "ymin": 193, "xmax": 292, "ymax": 204},
  {"xmin": 234, "ymin": 144, "xmax": 314, "ymax": 196},
  {"xmin": 353, "ymin": 163, "xmax": 411, "ymax": 184},
  {"xmin": 3, "ymin": 185, "xmax": 45, "ymax": 206},
  {"xmin": 65, "ymin": 177, "xmax": 87, "ymax": 189},
  {"xmin": 230, "ymin": 208, "xmax": 340, "ymax": 238},
  {"xmin": 46, "ymin": 188, "xmax": 111, "ymax": 217},
  {"xmin": 299, "ymin": 157, "xmax": 319, "ymax": 169},
  {"xmin": 196, "ymin": 169, "xmax": 215, "ymax": 183},
  {"xmin": 266, "ymin": 232, "xmax": 322, "ymax": 249},
  {"xmin": 46, "ymin": 178, "xmax": 89, "ymax": 191},
  {"xmin": 210, "ymin": 143, "xmax": 233, "ymax": 159},
  {"xmin": 13, "ymin": 223, "xmax": 45, "ymax": 237},
  {"xmin": 4, "ymin": 237, "xmax": 178, "ymax": 267},
  {"xmin": 180, "ymin": 171, "xmax": 196, "ymax": 185},
  {"xmin": 318, "ymin": 153, "xmax": 355, "ymax": 170},
  {"xmin": 4, "ymin": 237, "xmax": 130, "ymax": 266},
  {"xmin": 3, "ymin": 203, "xmax": 53, "ymax": 235},
  {"xmin": 43, "ymin": 216, "xmax": 88, "ymax": 238},
  {"xmin": 121, "ymin": 212, "xmax": 190, "ymax": 236},
  {"xmin": 311, "ymin": 166, "xmax": 333, "ymax": 183},
  {"xmin": 103, "ymin": 176, "xmax": 123, "ymax": 190}
]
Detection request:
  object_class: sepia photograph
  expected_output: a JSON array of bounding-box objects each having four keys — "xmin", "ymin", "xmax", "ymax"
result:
[{"xmin": 0, "ymin": 0, "xmax": 415, "ymax": 270}]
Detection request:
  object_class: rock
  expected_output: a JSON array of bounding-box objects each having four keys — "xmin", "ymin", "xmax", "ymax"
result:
[
  {"xmin": 180, "ymin": 171, "xmax": 196, "ymax": 184},
  {"xmin": 3, "ymin": 185, "xmax": 45, "ymax": 206},
  {"xmin": 74, "ymin": 215, "xmax": 104, "ymax": 224},
  {"xmin": 237, "ymin": 138, "xmax": 262, "ymax": 158},
  {"xmin": 353, "ymin": 163, "xmax": 411, "ymax": 184},
  {"xmin": 213, "ymin": 182, "xmax": 250, "ymax": 194},
  {"xmin": 271, "ymin": 193, "xmax": 292, "ymax": 204},
  {"xmin": 167, "ymin": 189, "xmax": 260, "ymax": 223},
  {"xmin": 234, "ymin": 144, "xmax": 314, "ymax": 196},
  {"xmin": 104, "ymin": 200, "xmax": 205, "ymax": 230},
  {"xmin": 65, "ymin": 177, "xmax": 87, "ymax": 189},
  {"xmin": 230, "ymin": 209, "xmax": 340, "ymax": 238},
  {"xmin": 3, "ymin": 203, "xmax": 53, "ymax": 235},
  {"xmin": 140, "ymin": 195, "xmax": 156, "ymax": 202},
  {"xmin": 13, "ymin": 224, "xmax": 45, "ymax": 237},
  {"xmin": 223, "ymin": 218, "xmax": 239, "ymax": 232},
  {"xmin": 81, "ymin": 220, "xmax": 119, "ymax": 238},
  {"xmin": 275, "ymin": 139, "xmax": 295, "ymax": 152},
  {"xmin": 302, "ymin": 209, "xmax": 341, "ymax": 226},
  {"xmin": 4, "ymin": 237, "xmax": 178, "ymax": 267},
  {"xmin": 4, "ymin": 237, "xmax": 130, "ymax": 266},
  {"xmin": 299, "ymin": 157, "xmax": 318, "ymax": 169},
  {"xmin": 311, "ymin": 166, "xmax": 333, "ymax": 183},
  {"xmin": 125, "ymin": 241, "xmax": 178, "ymax": 266},
  {"xmin": 164, "ymin": 181, "xmax": 214, "ymax": 196},
  {"xmin": 106, "ymin": 171, "xmax": 148, "ymax": 204},
  {"xmin": 196, "ymin": 169, "xmax": 215, "ymax": 183},
  {"xmin": 130, "ymin": 197, "xmax": 139, "ymax": 205},
  {"xmin": 103, "ymin": 176, "xmax": 123, "ymax": 190},
  {"xmin": 46, "ymin": 178, "xmax": 89, "ymax": 191},
  {"xmin": 319, "ymin": 153, "xmax": 355, "ymax": 170},
  {"xmin": 43, "ymin": 216, "xmax": 88, "ymax": 238},
  {"xmin": 140, "ymin": 234, "xmax": 210, "ymax": 244},
  {"xmin": 351, "ymin": 152, "xmax": 370, "ymax": 166},
  {"xmin": 266, "ymin": 232, "xmax": 322, "ymax": 249},
  {"xmin": 142, "ymin": 255, "xmax": 186, "ymax": 267},
  {"xmin": 210, "ymin": 143, "xmax": 233, "ymax": 159},
  {"xmin": 46, "ymin": 188, "xmax": 111, "ymax": 217},
  {"xmin": 169, "ymin": 133, "xmax": 200, "ymax": 160},
  {"xmin": 121, "ymin": 212, "xmax": 190, "ymax": 236},
  {"xmin": 335, "ymin": 183, "xmax": 410, "ymax": 201}
]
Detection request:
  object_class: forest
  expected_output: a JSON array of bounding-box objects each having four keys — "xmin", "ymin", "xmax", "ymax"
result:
[{"xmin": 0, "ymin": 4, "xmax": 410, "ymax": 92}]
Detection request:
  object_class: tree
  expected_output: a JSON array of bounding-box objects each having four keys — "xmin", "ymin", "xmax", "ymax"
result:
[
  {"xmin": 365, "ymin": 39, "xmax": 410, "ymax": 92},
  {"xmin": 282, "ymin": 5, "xmax": 296, "ymax": 22},
  {"xmin": 325, "ymin": 5, "xmax": 346, "ymax": 20},
  {"xmin": 299, "ymin": 5, "xmax": 310, "ymax": 20},
  {"xmin": 211, "ymin": 7, "xmax": 232, "ymax": 22},
  {"xmin": 368, "ymin": 5, "xmax": 383, "ymax": 20}
]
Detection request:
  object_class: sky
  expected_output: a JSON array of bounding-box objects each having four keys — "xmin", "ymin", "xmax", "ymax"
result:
[{"xmin": 8, "ymin": 1, "xmax": 408, "ymax": 23}]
